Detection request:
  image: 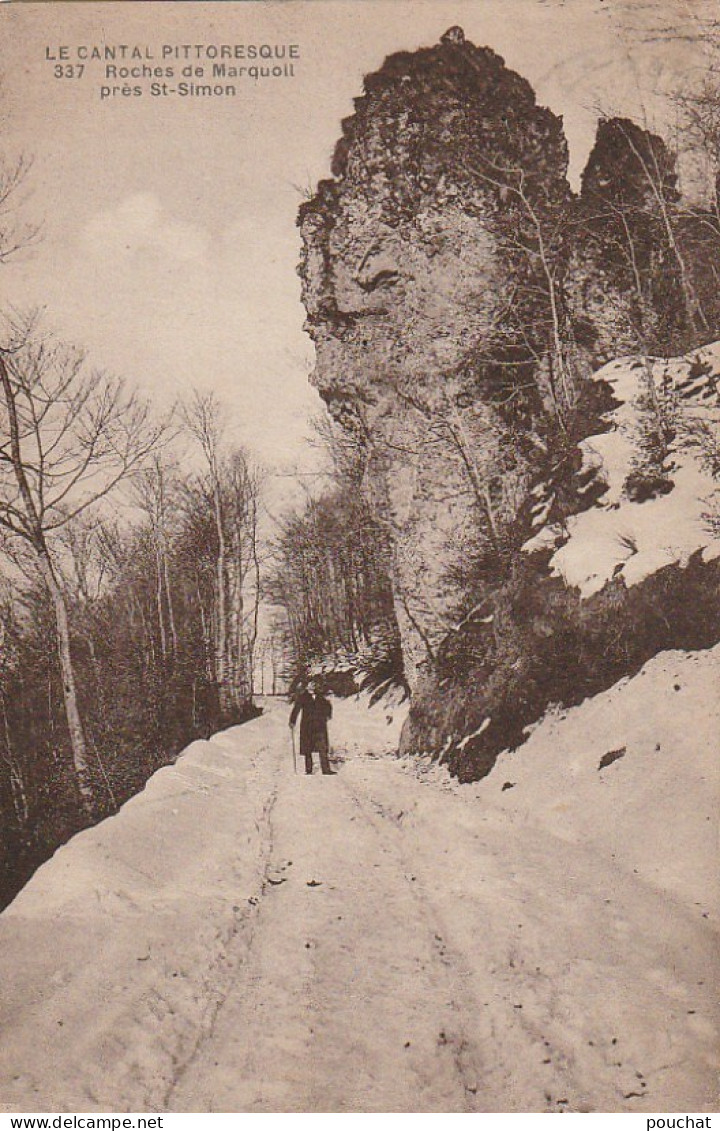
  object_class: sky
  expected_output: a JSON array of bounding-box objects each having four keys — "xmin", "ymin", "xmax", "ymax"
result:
[{"xmin": 0, "ymin": 0, "xmax": 716, "ymax": 490}]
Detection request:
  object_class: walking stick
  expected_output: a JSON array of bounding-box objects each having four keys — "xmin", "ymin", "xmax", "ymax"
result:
[{"xmin": 290, "ymin": 726, "xmax": 297, "ymax": 774}]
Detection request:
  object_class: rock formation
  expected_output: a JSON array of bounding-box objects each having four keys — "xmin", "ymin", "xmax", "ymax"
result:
[
  {"xmin": 567, "ymin": 116, "xmax": 691, "ymax": 364},
  {"xmin": 298, "ymin": 29, "xmax": 702, "ymax": 713},
  {"xmin": 298, "ymin": 29, "xmax": 572, "ymax": 688}
]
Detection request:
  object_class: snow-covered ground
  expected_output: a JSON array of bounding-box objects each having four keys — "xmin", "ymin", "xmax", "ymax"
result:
[
  {"xmin": 525, "ymin": 341, "xmax": 720, "ymax": 595},
  {"xmin": 401, "ymin": 645, "xmax": 719, "ymax": 916},
  {"xmin": 0, "ymin": 664, "xmax": 716, "ymax": 1113}
]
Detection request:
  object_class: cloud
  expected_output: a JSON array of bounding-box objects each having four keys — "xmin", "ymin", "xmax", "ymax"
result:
[
  {"xmin": 83, "ymin": 192, "xmax": 210, "ymax": 262},
  {"xmin": 13, "ymin": 187, "xmax": 319, "ymax": 474}
]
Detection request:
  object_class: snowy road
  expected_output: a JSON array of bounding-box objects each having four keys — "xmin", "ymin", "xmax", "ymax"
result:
[
  {"xmin": 168, "ymin": 759, "xmax": 488, "ymax": 1112},
  {"xmin": 0, "ymin": 694, "xmax": 717, "ymax": 1113}
]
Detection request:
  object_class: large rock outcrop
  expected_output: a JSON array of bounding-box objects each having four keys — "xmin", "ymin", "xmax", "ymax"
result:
[
  {"xmin": 298, "ymin": 28, "xmax": 572, "ymax": 688},
  {"xmin": 298, "ymin": 30, "xmax": 704, "ymax": 707},
  {"xmin": 567, "ymin": 117, "xmax": 691, "ymax": 363}
]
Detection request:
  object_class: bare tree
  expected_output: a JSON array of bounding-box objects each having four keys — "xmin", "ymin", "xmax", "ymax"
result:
[
  {"xmin": 674, "ymin": 60, "xmax": 720, "ymax": 214},
  {"xmin": 0, "ymin": 318, "xmax": 166, "ymax": 811},
  {"xmin": 0, "ymin": 152, "xmax": 39, "ymax": 265},
  {"xmin": 132, "ymin": 455, "xmax": 180, "ymax": 668},
  {"xmin": 224, "ymin": 450, "xmax": 263, "ymax": 699},
  {"xmin": 459, "ymin": 152, "xmax": 579, "ymax": 429},
  {"xmin": 183, "ymin": 392, "xmax": 230, "ymax": 710},
  {"xmin": 612, "ymin": 118, "xmax": 708, "ymax": 336},
  {"xmin": 183, "ymin": 393, "xmax": 264, "ymax": 711}
]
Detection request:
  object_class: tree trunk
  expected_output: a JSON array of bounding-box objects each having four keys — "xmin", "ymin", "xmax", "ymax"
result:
[
  {"xmin": 137, "ymin": 598, "xmax": 155, "ymax": 675},
  {"xmin": 155, "ymin": 541, "xmax": 168, "ymax": 663},
  {"xmin": 36, "ymin": 551, "xmax": 94, "ymax": 813},
  {"xmin": 196, "ymin": 575, "xmax": 214, "ymax": 679},
  {"xmin": 211, "ymin": 477, "xmax": 230, "ymax": 711},
  {"xmin": 1, "ymin": 694, "xmax": 28, "ymax": 827},
  {"xmin": 235, "ymin": 553, "xmax": 247, "ymax": 706},
  {"xmin": 445, "ymin": 409, "xmax": 502, "ymax": 557},
  {"xmin": 0, "ymin": 353, "xmax": 93, "ymax": 813},
  {"xmin": 163, "ymin": 549, "xmax": 179, "ymax": 662},
  {"xmin": 249, "ymin": 508, "xmax": 262, "ymax": 696}
]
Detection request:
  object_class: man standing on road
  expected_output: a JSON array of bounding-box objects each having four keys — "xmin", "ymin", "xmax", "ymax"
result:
[{"xmin": 289, "ymin": 680, "xmax": 336, "ymax": 775}]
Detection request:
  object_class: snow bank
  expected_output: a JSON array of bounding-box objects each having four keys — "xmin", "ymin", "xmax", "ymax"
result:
[
  {"xmin": 342, "ymin": 726, "xmax": 718, "ymax": 1113},
  {"xmin": 525, "ymin": 342, "xmax": 720, "ymax": 595},
  {"xmin": 328, "ymin": 651, "xmax": 718, "ymax": 918},
  {"xmin": 402, "ymin": 644, "xmax": 719, "ymax": 915},
  {"xmin": 0, "ymin": 712, "xmax": 288, "ymax": 1112}
]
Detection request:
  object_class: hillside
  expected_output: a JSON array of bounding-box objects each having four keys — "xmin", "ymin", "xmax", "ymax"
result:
[
  {"xmin": 526, "ymin": 341, "xmax": 720, "ymax": 594},
  {"xmin": 399, "ymin": 336, "xmax": 720, "ymax": 780},
  {"xmin": 404, "ymin": 645, "xmax": 719, "ymax": 915}
]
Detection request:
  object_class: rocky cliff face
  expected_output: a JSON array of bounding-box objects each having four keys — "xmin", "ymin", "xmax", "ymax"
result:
[
  {"xmin": 567, "ymin": 117, "xmax": 691, "ymax": 364},
  {"xmin": 298, "ymin": 29, "xmax": 701, "ymax": 713},
  {"xmin": 298, "ymin": 28, "xmax": 572, "ymax": 688}
]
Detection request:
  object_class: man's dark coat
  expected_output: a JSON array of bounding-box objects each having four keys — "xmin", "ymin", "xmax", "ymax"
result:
[{"xmin": 289, "ymin": 691, "xmax": 332, "ymax": 756}]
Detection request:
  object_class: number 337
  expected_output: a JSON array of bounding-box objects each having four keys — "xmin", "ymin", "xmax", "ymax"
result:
[{"xmin": 54, "ymin": 64, "xmax": 84, "ymax": 78}]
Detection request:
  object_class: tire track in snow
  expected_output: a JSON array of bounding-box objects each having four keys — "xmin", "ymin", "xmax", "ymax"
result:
[
  {"xmin": 169, "ymin": 752, "xmax": 507, "ymax": 1112},
  {"xmin": 161, "ymin": 771, "xmax": 281, "ymax": 1109},
  {"xmin": 343, "ymin": 753, "xmax": 719, "ymax": 1113},
  {"xmin": 340, "ymin": 786, "xmax": 497, "ymax": 1107},
  {"xmin": 342, "ymin": 776, "xmax": 576, "ymax": 1112}
]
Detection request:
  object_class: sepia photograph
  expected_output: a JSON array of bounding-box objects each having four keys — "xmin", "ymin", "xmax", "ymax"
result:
[{"xmin": 0, "ymin": 0, "xmax": 717, "ymax": 1116}]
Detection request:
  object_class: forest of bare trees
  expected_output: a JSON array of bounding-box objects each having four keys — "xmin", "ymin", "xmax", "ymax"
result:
[
  {"xmin": 0, "ymin": 363, "xmax": 264, "ymax": 905},
  {"xmin": 265, "ymin": 416, "xmax": 403, "ymax": 697},
  {"xmin": 0, "ymin": 115, "xmax": 404, "ymax": 908},
  {"xmin": 0, "ymin": 155, "xmax": 265, "ymax": 905}
]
